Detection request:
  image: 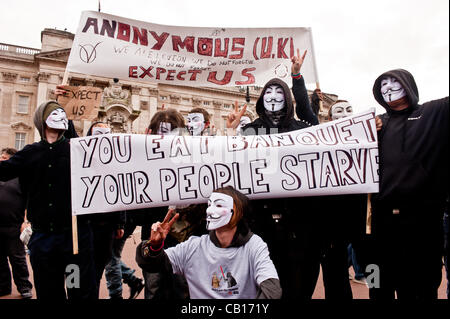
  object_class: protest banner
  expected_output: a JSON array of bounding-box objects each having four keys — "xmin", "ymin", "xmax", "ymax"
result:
[
  {"xmin": 70, "ymin": 109, "xmax": 379, "ymax": 216},
  {"xmin": 66, "ymin": 11, "xmax": 319, "ymax": 87},
  {"xmin": 56, "ymin": 85, "xmax": 103, "ymax": 121}
]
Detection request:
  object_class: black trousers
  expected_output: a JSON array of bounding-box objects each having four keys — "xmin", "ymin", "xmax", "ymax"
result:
[
  {"xmin": 260, "ymin": 218, "xmax": 352, "ymax": 300},
  {"xmin": 0, "ymin": 228, "xmax": 32, "ymax": 295},
  {"xmin": 367, "ymin": 201, "xmax": 444, "ymax": 300},
  {"xmin": 91, "ymin": 223, "xmax": 115, "ymax": 296},
  {"xmin": 28, "ymin": 224, "xmax": 97, "ymax": 299}
]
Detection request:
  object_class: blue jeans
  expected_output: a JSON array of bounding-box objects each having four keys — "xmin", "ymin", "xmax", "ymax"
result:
[
  {"xmin": 348, "ymin": 243, "xmax": 364, "ymax": 280},
  {"xmin": 104, "ymin": 224, "xmax": 139, "ymax": 298}
]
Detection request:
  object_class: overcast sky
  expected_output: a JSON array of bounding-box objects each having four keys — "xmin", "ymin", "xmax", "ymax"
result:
[{"xmin": 1, "ymin": 0, "xmax": 448, "ymax": 114}]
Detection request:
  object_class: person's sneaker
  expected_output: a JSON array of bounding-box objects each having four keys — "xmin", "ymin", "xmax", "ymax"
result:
[
  {"xmin": 20, "ymin": 291, "xmax": 32, "ymax": 299},
  {"xmin": 128, "ymin": 279, "xmax": 144, "ymax": 299}
]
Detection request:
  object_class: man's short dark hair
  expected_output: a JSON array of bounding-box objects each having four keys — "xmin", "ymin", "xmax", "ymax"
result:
[{"xmin": 1, "ymin": 147, "xmax": 17, "ymax": 156}]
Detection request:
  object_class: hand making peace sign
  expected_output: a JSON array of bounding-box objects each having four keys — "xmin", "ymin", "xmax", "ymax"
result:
[
  {"xmin": 149, "ymin": 209, "xmax": 179, "ymax": 247},
  {"xmin": 291, "ymin": 48, "xmax": 307, "ymax": 75},
  {"xmin": 226, "ymin": 101, "xmax": 248, "ymax": 129}
]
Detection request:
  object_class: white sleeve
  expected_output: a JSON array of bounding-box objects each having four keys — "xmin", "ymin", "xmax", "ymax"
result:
[
  {"xmin": 165, "ymin": 236, "xmax": 201, "ymax": 276},
  {"xmin": 250, "ymin": 236, "xmax": 279, "ymax": 285}
]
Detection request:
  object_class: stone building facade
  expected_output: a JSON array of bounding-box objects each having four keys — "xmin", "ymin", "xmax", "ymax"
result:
[{"xmin": 0, "ymin": 28, "xmax": 337, "ymax": 150}]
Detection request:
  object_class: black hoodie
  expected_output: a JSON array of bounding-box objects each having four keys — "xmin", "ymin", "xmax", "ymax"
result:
[
  {"xmin": 242, "ymin": 77, "xmax": 318, "ymax": 135},
  {"xmin": 373, "ymin": 69, "xmax": 449, "ymax": 204}
]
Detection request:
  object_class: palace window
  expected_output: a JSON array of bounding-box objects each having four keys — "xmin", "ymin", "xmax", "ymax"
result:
[
  {"xmin": 17, "ymin": 95, "xmax": 30, "ymax": 114},
  {"xmin": 15, "ymin": 132, "xmax": 26, "ymax": 150}
]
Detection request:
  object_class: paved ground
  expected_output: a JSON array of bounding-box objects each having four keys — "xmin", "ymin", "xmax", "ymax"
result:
[{"xmin": 1, "ymin": 227, "xmax": 448, "ymax": 299}]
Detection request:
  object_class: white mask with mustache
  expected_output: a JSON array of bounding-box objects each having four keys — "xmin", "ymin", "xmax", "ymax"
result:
[
  {"xmin": 187, "ymin": 113, "xmax": 205, "ymax": 136},
  {"xmin": 206, "ymin": 192, "xmax": 234, "ymax": 230},
  {"xmin": 263, "ymin": 85, "xmax": 285, "ymax": 112},
  {"xmin": 45, "ymin": 108, "xmax": 68, "ymax": 130},
  {"xmin": 381, "ymin": 76, "xmax": 406, "ymax": 103}
]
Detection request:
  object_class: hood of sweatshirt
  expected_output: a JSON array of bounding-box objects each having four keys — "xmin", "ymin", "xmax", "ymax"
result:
[
  {"xmin": 372, "ymin": 69, "xmax": 419, "ymax": 112},
  {"xmin": 255, "ymin": 78, "xmax": 294, "ymax": 128},
  {"xmin": 209, "ymin": 221, "xmax": 253, "ymax": 248},
  {"xmin": 33, "ymin": 100, "xmax": 63, "ymax": 140}
]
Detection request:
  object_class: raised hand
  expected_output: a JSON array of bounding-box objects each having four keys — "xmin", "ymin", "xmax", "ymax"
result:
[
  {"xmin": 226, "ymin": 101, "xmax": 247, "ymax": 129},
  {"xmin": 375, "ymin": 116, "xmax": 383, "ymax": 131},
  {"xmin": 55, "ymin": 85, "xmax": 69, "ymax": 98},
  {"xmin": 149, "ymin": 209, "xmax": 179, "ymax": 247},
  {"xmin": 291, "ymin": 48, "xmax": 307, "ymax": 75}
]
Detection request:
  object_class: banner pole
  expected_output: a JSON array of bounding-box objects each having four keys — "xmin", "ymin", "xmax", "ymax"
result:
[
  {"xmin": 61, "ymin": 68, "xmax": 79, "ymax": 255},
  {"xmin": 366, "ymin": 194, "xmax": 372, "ymax": 235}
]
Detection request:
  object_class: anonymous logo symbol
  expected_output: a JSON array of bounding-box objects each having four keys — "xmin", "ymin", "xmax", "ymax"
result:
[
  {"xmin": 274, "ymin": 64, "xmax": 288, "ymax": 78},
  {"xmin": 79, "ymin": 42, "xmax": 101, "ymax": 63}
]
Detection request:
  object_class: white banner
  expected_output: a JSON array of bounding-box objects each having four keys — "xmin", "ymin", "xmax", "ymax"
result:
[
  {"xmin": 66, "ymin": 11, "xmax": 318, "ymax": 87},
  {"xmin": 71, "ymin": 109, "xmax": 379, "ymax": 215}
]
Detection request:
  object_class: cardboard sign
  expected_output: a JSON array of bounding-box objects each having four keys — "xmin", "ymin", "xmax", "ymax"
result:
[
  {"xmin": 66, "ymin": 11, "xmax": 319, "ymax": 88},
  {"xmin": 57, "ymin": 85, "xmax": 103, "ymax": 121},
  {"xmin": 70, "ymin": 109, "xmax": 379, "ymax": 216}
]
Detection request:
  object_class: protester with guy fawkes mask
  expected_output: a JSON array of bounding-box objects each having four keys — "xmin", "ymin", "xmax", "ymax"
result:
[
  {"xmin": 369, "ymin": 69, "xmax": 449, "ymax": 300},
  {"xmin": 0, "ymin": 101, "xmax": 97, "ymax": 299},
  {"xmin": 186, "ymin": 108, "xmax": 211, "ymax": 136},
  {"xmin": 226, "ymin": 50, "xmax": 318, "ymax": 298}
]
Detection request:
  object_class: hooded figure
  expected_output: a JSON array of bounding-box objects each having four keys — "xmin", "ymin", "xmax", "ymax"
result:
[
  {"xmin": 0, "ymin": 100, "xmax": 97, "ymax": 300},
  {"xmin": 240, "ymin": 74, "xmax": 319, "ymax": 299},
  {"xmin": 368, "ymin": 69, "xmax": 449, "ymax": 300},
  {"xmin": 33, "ymin": 101, "xmax": 68, "ymax": 140},
  {"xmin": 242, "ymin": 77, "xmax": 317, "ymax": 135}
]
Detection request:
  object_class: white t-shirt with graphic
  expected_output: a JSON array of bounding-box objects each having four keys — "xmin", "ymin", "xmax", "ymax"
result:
[{"xmin": 165, "ymin": 233, "xmax": 279, "ymax": 299}]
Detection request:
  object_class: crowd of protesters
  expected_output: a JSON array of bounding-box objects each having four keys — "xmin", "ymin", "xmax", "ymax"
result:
[{"xmin": 0, "ymin": 50, "xmax": 448, "ymax": 300}]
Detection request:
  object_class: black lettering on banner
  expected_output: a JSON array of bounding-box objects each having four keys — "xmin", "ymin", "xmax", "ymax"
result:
[
  {"xmin": 81, "ymin": 175, "xmax": 101, "ymax": 207},
  {"xmin": 250, "ymin": 135, "xmax": 270, "ymax": 149},
  {"xmin": 118, "ymin": 173, "xmax": 134, "ymax": 205},
  {"xmin": 232, "ymin": 162, "xmax": 251, "ymax": 195},
  {"xmin": 79, "ymin": 137, "xmax": 98, "ymax": 168},
  {"xmin": 145, "ymin": 135, "xmax": 164, "ymax": 160},
  {"xmin": 104, "ymin": 175, "xmax": 119, "ymax": 205},
  {"xmin": 280, "ymin": 155, "xmax": 301, "ymax": 191},
  {"xmin": 200, "ymin": 137, "xmax": 209, "ymax": 154},
  {"xmin": 336, "ymin": 119, "xmax": 359, "ymax": 144},
  {"xmin": 170, "ymin": 136, "xmax": 191, "ymax": 157},
  {"xmin": 352, "ymin": 113, "xmax": 377, "ymax": 143},
  {"xmin": 368, "ymin": 147, "xmax": 380, "ymax": 183},
  {"xmin": 198, "ymin": 165, "xmax": 215, "ymax": 198},
  {"xmin": 214, "ymin": 164, "xmax": 232, "ymax": 188},
  {"xmin": 335, "ymin": 150, "xmax": 358, "ymax": 186},
  {"xmin": 350, "ymin": 148, "xmax": 368, "ymax": 183},
  {"xmin": 296, "ymin": 131, "xmax": 319, "ymax": 145},
  {"xmin": 99, "ymin": 137, "xmax": 114, "ymax": 164},
  {"xmin": 320, "ymin": 151, "xmax": 340, "ymax": 188},
  {"xmin": 298, "ymin": 152, "xmax": 320, "ymax": 189},
  {"xmin": 227, "ymin": 136, "xmax": 248, "ymax": 152},
  {"xmin": 316, "ymin": 126, "xmax": 339, "ymax": 145},
  {"xmin": 268, "ymin": 134, "xmax": 294, "ymax": 147},
  {"xmin": 160, "ymin": 169, "xmax": 177, "ymax": 201},
  {"xmin": 113, "ymin": 135, "xmax": 132, "ymax": 163},
  {"xmin": 250, "ymin": 159, "xmax": 270, "ymax": 194},
  {"xmin": 134, "ymin": 171, "xmax": 152, "ymax": 204},
  {"xmin": 178, "ymin": 166, "xmax": 197, "ymax": 200}
]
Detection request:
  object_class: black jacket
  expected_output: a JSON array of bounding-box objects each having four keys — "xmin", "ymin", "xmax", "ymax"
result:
[
  {"xmin": 373, "ymin": 69, "xmax": 449, "ymax": 205},
  {"xmin": 0, "ymin": 178, "xmax": 26, "ymax": 231},
  {"xmin": 240, "ymin": 76, "xmax": 319, "ymax": 242},
  {"xmin": 242, "ymin": 77, "xmax": 318, "ymax": 135},
  {"xmin": 0, "ymin": 137, "xmax": 78, "ymax": 232}
]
